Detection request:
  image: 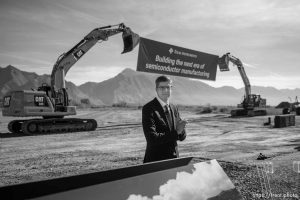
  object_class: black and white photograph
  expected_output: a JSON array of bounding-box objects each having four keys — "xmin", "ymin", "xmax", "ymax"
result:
[{"xmin": 0, "ymin": 0, "xmax": 299, "ymax": 199}]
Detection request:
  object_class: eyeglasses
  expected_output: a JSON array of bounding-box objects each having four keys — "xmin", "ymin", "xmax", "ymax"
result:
[{"xmin": 157, "ymin": 86, "xmax": 173, "ymax": 90}]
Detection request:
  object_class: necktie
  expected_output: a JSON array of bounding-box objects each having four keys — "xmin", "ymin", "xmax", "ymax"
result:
[{"xmin": 164, "ymin": 105, "xmax": 173, "ymax": 130}]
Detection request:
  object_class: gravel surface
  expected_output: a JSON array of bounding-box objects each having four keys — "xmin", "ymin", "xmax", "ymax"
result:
[{"xmin": 0, "ymin": 109, "xmax": 299, "ymax": 199}]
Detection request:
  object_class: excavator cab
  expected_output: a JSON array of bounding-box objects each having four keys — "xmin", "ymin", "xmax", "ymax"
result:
[
  {"xmin": 37, "ymin": 83, "xmax": 52, "ymax": 97},
  {"xmin": 240, "ymin": 94, "xmax": 266, "ymax": 110}
]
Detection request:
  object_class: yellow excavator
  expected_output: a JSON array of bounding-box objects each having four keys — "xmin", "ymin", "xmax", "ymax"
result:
[
  {"xmin": 288, "ymin": 96, "xmax": 300, "ymax": 115},
  {"xmin": 219, "ymin": 53, "xmax": 267, "ymax": 117},
  {"xmin": 2, "ymin": 23, "xmax": 140, "ymax": 134}
]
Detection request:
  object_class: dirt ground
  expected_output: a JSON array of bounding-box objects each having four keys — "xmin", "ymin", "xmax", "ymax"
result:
[{"xmin": 0, "ymin": 107, "xmax": 299, "ymax": 199}]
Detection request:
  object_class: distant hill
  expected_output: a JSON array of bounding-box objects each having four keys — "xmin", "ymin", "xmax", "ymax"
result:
[
  {"xmin": 79, "ymin": 68, "xmax": 156, "ymax": 105},
  {"xmin": 0, "ymin": 65, "xmax": 103, "ymax": 106},
  {"xmin": 0, "ymin": 65, "xmax": 299, "ymax": 106},
  {"xmin": 79, "ymin": 68, "xmax": 242, "ymax": 105},
  {"xmin": 78, "ymin": 68, "xmax": 300, "ymax": 106}
]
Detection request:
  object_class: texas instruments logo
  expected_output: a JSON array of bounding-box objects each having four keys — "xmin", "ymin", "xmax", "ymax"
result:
[{"xmin": 169, "ymin": 48, "xmax": 174, "ymax": 54}]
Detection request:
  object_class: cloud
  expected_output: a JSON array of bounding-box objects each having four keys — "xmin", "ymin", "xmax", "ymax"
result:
[
  {"xmin": 242, "ymin": 62, "xmax": 257, "ymax": 69},
  {"xmin": 202, "ymin": 73, "xmax": 300, "ymax": 90},
  {"xmin": 127, "ymin": 159, "xmax": 235, "ymax": 200},
  {"xmin": 0, "ymin": 53, "xmax": 52, "ymax": 66},
  {"xmin": 65, "ymin": 65, "xmax": 125, "ymax": 85},
  {"xmin": 127, "ymin": 195, "xmax": 151, "ymax": 200},
  {"xmin": 49, "ymin": 1, "xmax": 106, "ymax": 25},
  {"xmin": 1, "ymin": 0, "xmax": 300, "ymax": 89}
]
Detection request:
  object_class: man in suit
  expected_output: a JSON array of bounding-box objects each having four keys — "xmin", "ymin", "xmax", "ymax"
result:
[{"xmin": 142, "ymin": 75, "xmax": 187, "ymax": 163}]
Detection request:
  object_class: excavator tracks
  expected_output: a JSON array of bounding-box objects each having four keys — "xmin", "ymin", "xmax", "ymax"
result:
[
  {"xmin": 8, "ymin": 118, "xmax": 97, "ymax": 135},
  {"xmin": 8, "ymin": 120, "xmax": 25, "ymax": 134}
]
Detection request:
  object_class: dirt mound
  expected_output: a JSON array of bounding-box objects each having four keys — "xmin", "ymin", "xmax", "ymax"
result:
[{"xmin": 275, "ymin": 101, "xmax": 290, "ymax": 108}]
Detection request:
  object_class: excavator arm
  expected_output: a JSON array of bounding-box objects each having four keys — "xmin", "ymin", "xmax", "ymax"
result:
[
  {"xmin": 219, "ymin": 53, "xmax": 251, "ymax": 101},
  {"xmin": 50, "ymin": 23, "xmax": 140, "ymax": 106}
]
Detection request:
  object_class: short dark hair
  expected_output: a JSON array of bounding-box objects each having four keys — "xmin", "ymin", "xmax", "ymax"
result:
[{"xmin": 155, "ymin": 75, "xmax": 172, "ymax": 88}]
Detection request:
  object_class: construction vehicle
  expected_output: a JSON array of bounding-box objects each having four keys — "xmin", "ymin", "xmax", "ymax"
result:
[
  {"xmin": 289, "ymin": 96, "xmax": 300, "ymax": 115},
  {"xmin": 2, "ymin": 23, "xmax": 140, "ymax": 134},
  {"xmin": 218, "ymin": 53, "xmax": 267, "ymax": 117}
]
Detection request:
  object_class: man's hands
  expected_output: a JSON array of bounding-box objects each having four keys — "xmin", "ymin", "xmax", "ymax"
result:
[{"xmin": 176, "ymin": 119, "xmax": 188, "ymax": 134}]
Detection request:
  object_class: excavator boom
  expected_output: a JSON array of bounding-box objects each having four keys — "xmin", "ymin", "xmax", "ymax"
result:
[{"xmin": 219, "ymin": 53, "xmax": 251, "ymax": 99}]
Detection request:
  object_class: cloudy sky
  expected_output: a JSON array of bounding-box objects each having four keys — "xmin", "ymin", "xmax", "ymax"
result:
[{"xmin": 1, "ymin": 0, "xmax": 299, "ymax": 89}]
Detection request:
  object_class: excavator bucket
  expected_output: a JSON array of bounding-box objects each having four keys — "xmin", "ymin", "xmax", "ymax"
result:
[
  {"xmin": 121, "ymin": 27, "xmax": 140, "ymax": 54},
  {"xmin": 218, "ymin": 54, "xmax": 230, "ymax": 71}
]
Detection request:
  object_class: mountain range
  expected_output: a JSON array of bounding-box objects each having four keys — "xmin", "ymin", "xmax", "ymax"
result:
[{"xmin": 0, "ymin": 65, "xmax": 299, "ymax": 106}]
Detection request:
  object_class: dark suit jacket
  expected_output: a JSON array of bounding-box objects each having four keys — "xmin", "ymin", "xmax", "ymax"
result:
[{"xmin": 142, "ymin": 97, "xmax": 186, "ymax": 163}]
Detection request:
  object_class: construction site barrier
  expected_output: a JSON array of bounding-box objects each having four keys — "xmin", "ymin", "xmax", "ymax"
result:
[{"xmin": 274, "ymin": 114, "xmax": 295, "ymax": 128}]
